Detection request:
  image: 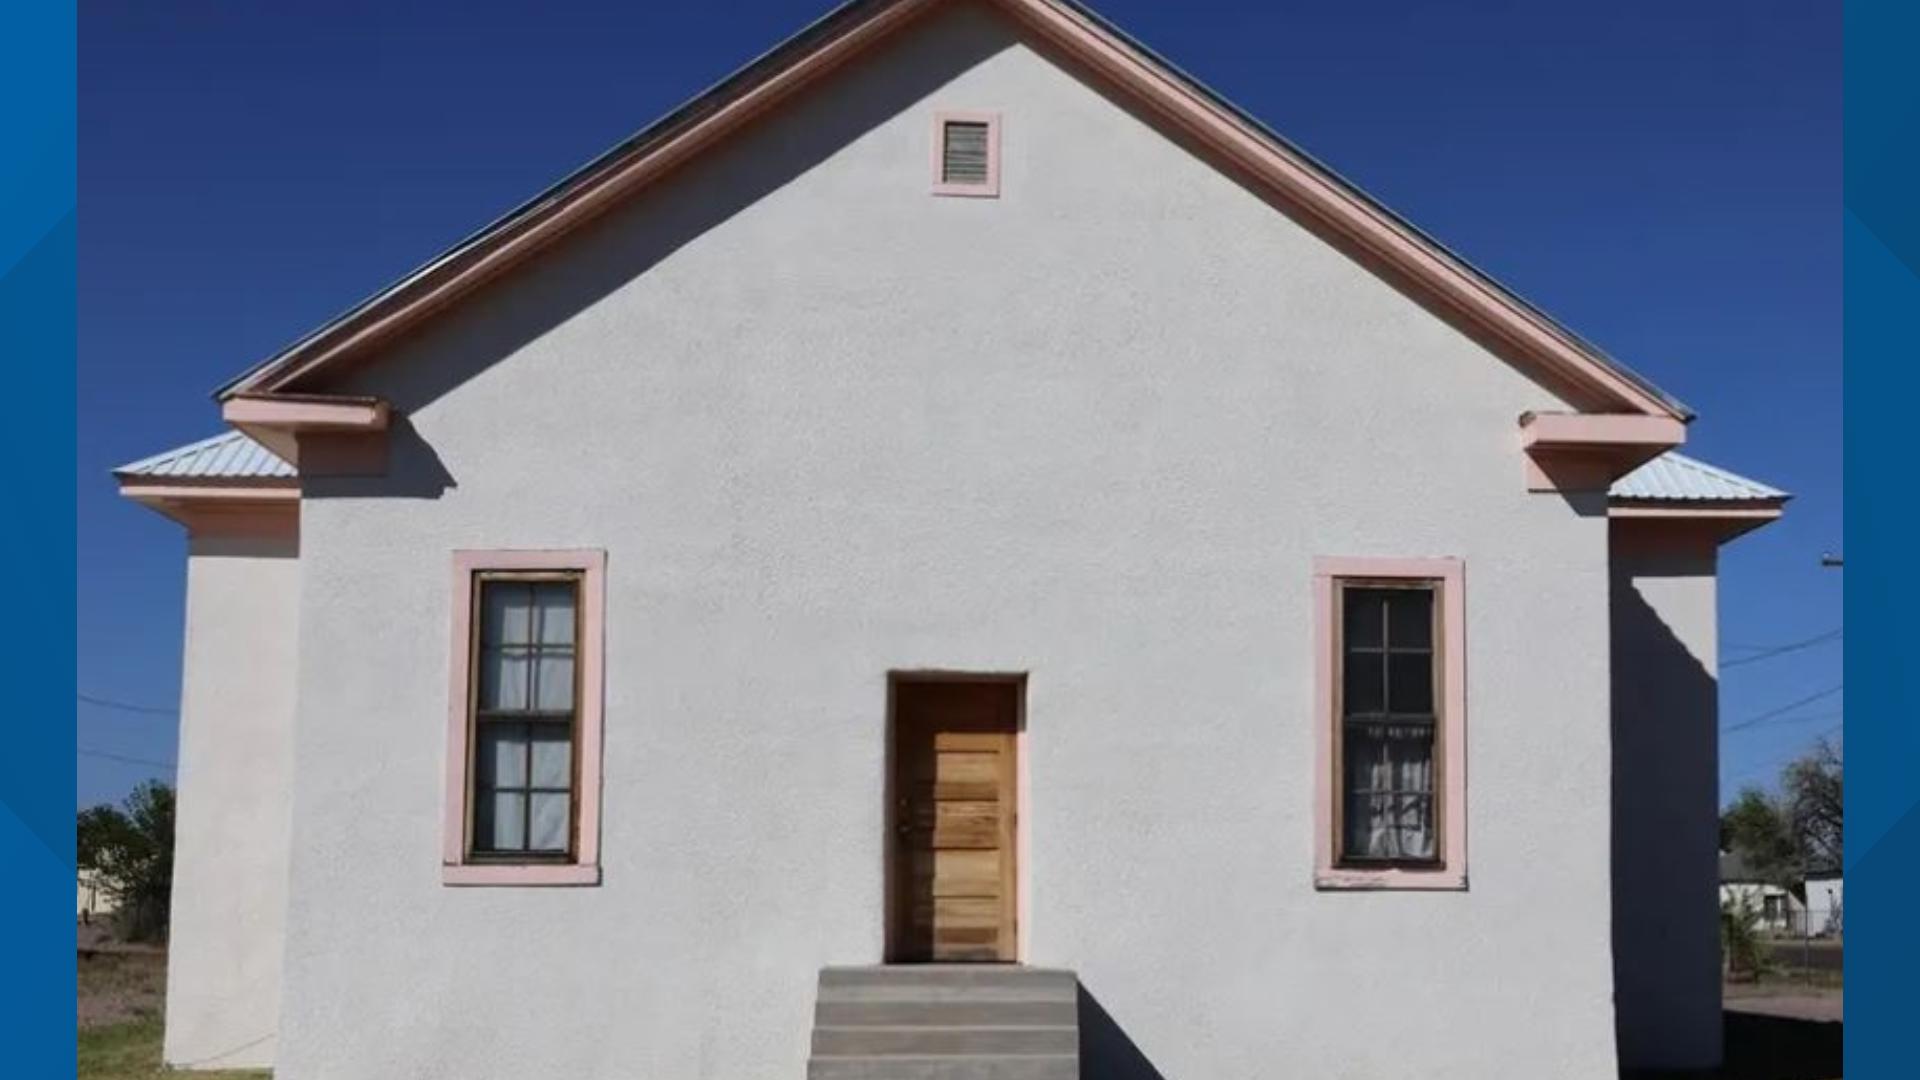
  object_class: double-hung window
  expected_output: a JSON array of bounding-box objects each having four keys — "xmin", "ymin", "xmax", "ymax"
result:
[
  {"xmin": 1314, "ymin": 558, "xmax": 1467, "ymax": 889},
  {"xmin": 473, "ymin": 577, "xmax": 579, "ymax": 857},
  {"xmin": 1338, "ymin": 583, "xmax": 1438, "ymax": 863},
  {"xmin": 444, "ymin": 550, "xmax": 605, "ymax": 886}
]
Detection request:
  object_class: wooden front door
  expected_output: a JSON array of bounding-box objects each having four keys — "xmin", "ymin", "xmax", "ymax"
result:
[{"xmin": 890, "ymin": 679, "xmax": 1019, "ymax": 963}]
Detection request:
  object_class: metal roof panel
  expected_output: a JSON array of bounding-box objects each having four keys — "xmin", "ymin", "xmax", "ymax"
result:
[
  {"xmin": 1610, "ymin": 452, "xmax": 1785, "ymax": 502},
  {"xmin": 114, "ymin": 430, "xmax": 295, "ymax": 480}
]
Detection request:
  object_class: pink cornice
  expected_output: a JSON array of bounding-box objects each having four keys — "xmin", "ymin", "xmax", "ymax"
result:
[
  {"xmin": 117, "ymin": 478, "xmax": 299, "ymax": 540},
  {"xmin": 1519, "ymin": 412, "xmax": 1685, "ymax": 493},
  {"xmin": 223, "ymin": 393, "xmax": 390, "ymax": 475}
]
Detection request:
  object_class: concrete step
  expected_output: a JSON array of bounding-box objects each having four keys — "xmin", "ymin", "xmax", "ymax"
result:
[
  {"xmin": 817, "ymin": 966, "xmax": 1079, "ymax": 1004},
  {"xmin": 807, "ymin": 1054, "xmax": 1079, "ymax": 1080},
  {"xmin": 808, "ymin": 968, "xmax": 1081, "ymax": 1079},
  {"xmin": 812, "ymin": 1024, "xmax": 1078, "ymax": 1057},
  {"xmin": 816, "ymin": 1000, "xmax": 1078, "ymax": 1028}
]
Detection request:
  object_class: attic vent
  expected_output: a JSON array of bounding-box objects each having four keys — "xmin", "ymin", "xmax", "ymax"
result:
[
  {"xmin": 942, "ymin": 122, "xmax": 990, "ymax": 183},
  {"xmin": 931, "ymin": 111, "xmax": 1000, "ymax": 197}
]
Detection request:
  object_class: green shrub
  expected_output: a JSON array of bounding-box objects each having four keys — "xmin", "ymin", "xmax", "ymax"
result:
[{"xmin": 1721, "ymin": 894, "xmax": 1775, "ymax": 980}]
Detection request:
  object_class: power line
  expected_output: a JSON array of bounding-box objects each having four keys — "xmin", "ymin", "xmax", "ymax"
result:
[
  {"xmin": 1720, "ymin": 709, "xmax": 1842, "ymax": 737},
  {"xmin": 78, "ymin": 747, "xmax": 177, "ymax": 771},
  {"xmin": 1722, "ymin": 683, "xmax": 1844, "ymax": 734},
  {"xmin": 77, "ymin": 693, "xmax": 177, "ymax": 717},
  {"xmin": 1725, "ymin": 723, "xmax": 1843, "ymax": 785},
  {"xmin": 1721, "ymin": 628, "xmax": 1842, "ymax": 669}
]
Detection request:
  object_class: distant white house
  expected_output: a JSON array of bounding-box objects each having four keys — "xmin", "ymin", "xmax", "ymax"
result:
[
  {"xmin": 1805, "ymin": 867, "xmax": 1843, "ymax": 937},
  {"xmin": 77, "ymin": 868, "xmax": 118, "ymax": 922},
  {"xmin": 1719, "ymin": 851, "xmax": 1842, "ymax": 938}
]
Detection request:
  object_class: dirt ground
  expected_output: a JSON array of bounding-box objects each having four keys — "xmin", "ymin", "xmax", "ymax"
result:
[
  {"xmin": 1724, "ymin": 980, "xmax": 1845, "ymax": 1025},
  {"xmin": 77, "ymin": 951, "xmax": 167, "ymax": 1030}
]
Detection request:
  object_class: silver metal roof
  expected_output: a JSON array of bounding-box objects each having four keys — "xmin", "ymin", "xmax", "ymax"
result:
[
  {"xmin": 1610, "ymin": 451, "xmax": 1785, "ymax": 503},
  {"xmin": 114, "ymin": 430, "xmax": 295, "ymax": 480}
]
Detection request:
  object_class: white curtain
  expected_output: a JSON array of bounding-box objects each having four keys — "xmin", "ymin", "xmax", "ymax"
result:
[{"xmin": 1344, "ymin": 724, "xmax": 1435, "ymax": 860}]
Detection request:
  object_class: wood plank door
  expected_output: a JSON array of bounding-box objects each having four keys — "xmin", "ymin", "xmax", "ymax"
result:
[{"xmin": 890, "ymin": 680, "xmax": 1019, "ymax": 963}]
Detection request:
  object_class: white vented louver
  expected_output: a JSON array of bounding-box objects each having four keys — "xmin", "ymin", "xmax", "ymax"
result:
[
  {"xmin": 941, "ymin": 121, "xmax": 990, "ymax": 185},
  {"xmin": 931, "ymin": 111, "xmax": 1000, "ymax": 197}
]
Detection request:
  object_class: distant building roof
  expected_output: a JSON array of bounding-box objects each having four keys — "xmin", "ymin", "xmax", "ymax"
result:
[
  {"xmin": 1611, "ymin": 452, "xmax": 1786, "ymax": 504},
  {"xmin": 113, "ymin": 430, "xmax": 294, "ymax": 480}
]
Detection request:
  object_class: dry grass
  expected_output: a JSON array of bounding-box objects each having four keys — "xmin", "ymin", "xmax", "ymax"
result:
[{"xmin": 77, "ymin": 951, "xmax": 268, "ymax": 1080}]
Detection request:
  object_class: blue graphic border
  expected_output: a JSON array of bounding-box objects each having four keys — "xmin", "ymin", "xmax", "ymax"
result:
[
  {"xmin": 1845, "ymin": 2, "xmax": 1914, "ymax": 1077},
  {"xmin": 0, "ymin": 0, "xmax": 75, "ymax": 1072}
]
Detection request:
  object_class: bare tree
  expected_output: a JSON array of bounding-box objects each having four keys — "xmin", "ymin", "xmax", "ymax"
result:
[{"xmin": 1781, "ymin": 737, "xmax": 1842, "ymax": 871}]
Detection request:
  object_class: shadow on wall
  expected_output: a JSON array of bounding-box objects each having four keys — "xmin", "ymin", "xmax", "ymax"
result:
[
  {"xmin": 1620, "ymin": 1011, "xmax": 1842, "ymax": 1080},
  {"xmin": 313, "ymin": 5, "xmax": 1020, "ymax": 431},
  {"xmin": 1610, "ymin": 551, "xmax": 1723, "ymax": 1070},
  {"xmin": 1077, "ymin": 984, "xmax": 1169, "ymax": 1080}
]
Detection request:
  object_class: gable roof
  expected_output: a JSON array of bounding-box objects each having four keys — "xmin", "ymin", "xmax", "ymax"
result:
[
  {"xmin": 212, "ymin": 0, "xmax": 1690, "ymax": 421},
  {"xmin": 1610, "ymin": 452, "xmax": 1787, "ymax": 504},
  {"xmin": 114, "ymin": 430, "xmax": 295, "ymax": 481}
]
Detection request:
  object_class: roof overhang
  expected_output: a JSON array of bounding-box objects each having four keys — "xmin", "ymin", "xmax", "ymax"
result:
[
  {"xmin": 222, "ymin": 392, "xmax": 391, "ymax": 475},
  {"xmin": 210, "ymin": 0, "xmax": 1690, "ymax": 425},
  {"xmin": 1519, "ymin": 412, "xmax": 1686, "ymax": 492},
  {"xmin": 1608, "ymin": 498, "xmax": 1788, "ymax": 547},
  {"xmin": 116, "ymin": 477, "xmax": 301, "ymax": 540}
]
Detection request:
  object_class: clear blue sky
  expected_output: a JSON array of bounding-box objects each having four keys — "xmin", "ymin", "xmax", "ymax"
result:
[{"xmin": 77, "ymin": 0, "xmax": 1840, "ymax": 810}]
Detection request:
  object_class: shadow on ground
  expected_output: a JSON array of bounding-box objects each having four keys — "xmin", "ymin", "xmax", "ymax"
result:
[{"xmin": 1623, "ymin": 1011, "xmax": 1842, "ymax": 1080}]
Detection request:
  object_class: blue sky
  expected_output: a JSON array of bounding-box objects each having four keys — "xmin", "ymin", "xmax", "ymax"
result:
[{"xmin": 77, "ymin": 0, "xmax": 1840, "ymax": 809}]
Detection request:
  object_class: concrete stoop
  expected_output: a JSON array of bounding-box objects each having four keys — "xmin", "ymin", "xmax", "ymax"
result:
[{"xmin": 808, "ymin": 966, "xmax": 1079, "ymax": 1080}]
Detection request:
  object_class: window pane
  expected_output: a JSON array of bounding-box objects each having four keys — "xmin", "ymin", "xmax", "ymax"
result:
[
  {"xmin": 476, "ymin": 723, "xmax": 529, "ymax": 789},
  {"xmin": 477, "ymin": 791, "xmax": 527, "ymax": 852},
  {"xmin": 533, "ymin": 652, "xmax": 575, "ymax": 712},
  {"xmin": 534, "ymin": 583, "xmax": 576, "ymax": 645},
  {"xmin": 1342, "ymin": 723, "xmax": 1436, "ymax": 861},
  {"xmin": 482, "ymin": 582, "xmax": 533, "ymax": 646},
  {"xmin": 1343, "ymin": 589, "xmax": 1385, "ymax": 649},
  {"xmin": 1342, "ymin": 651, "xmax": 1384, "ymax": 715},
  {"xmin": 1388, "ymin": 589, "xmax": 1433, "ymax": 649},
  {"xmin": 528, "ymin": 727, "xmax": 572, "ymax": 789},
  {"xmin": 528, "ymin": 792, "xmax": 570, "ymax": 852},
  {"xmin": 1387, "ymin": 652, "xmax": 1434, "ymax": 715},
  {"xmin": 480, "ymin": 647, "xmax": 531, "ymax": 711}
]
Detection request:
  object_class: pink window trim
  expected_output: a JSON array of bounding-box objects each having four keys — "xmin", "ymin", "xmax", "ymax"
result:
[
  {"xmin": 443, "ymin": 549, "xmax": 606, "ymax": 887},
  {"xmin": 1313, "ymin": 557, "xmax": 1468, "ymax": 891},
  {"xmin": 930, "ymin": 110, "xmax": 1001, "ymax": 197}
]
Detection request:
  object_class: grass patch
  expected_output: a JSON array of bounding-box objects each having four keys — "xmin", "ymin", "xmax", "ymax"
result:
[
  {"xmin": 78, "ymin": 1014, "xmax": 267, "ymax": 1080},
  {"xmin": 78, "ymin": 949, "xmax": 268, "ymax": 1079}
]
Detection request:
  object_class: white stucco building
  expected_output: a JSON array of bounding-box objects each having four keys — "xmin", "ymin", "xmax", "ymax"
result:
[{"xmin": 115, "ymin": 2, "xmax": 1787, "ymax": 1077}]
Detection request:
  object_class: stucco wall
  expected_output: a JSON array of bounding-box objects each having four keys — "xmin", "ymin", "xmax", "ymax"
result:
[
  {"xmin": 163, "ymin": 535, "xmax": 299, "ymax": 1070},
  {"xmin": 1609, "ymin": 531, "xmax": 1721, "ymax": 1070},
  {"xmin": 275, "ymin": 4, "xmax": 1619, "ymax": 1077}
]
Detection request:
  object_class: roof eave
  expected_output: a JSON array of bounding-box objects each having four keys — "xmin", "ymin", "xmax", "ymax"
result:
[{"xmin": 1608, "ymin": 496, "xmax": 1789, "ymax": 545}]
